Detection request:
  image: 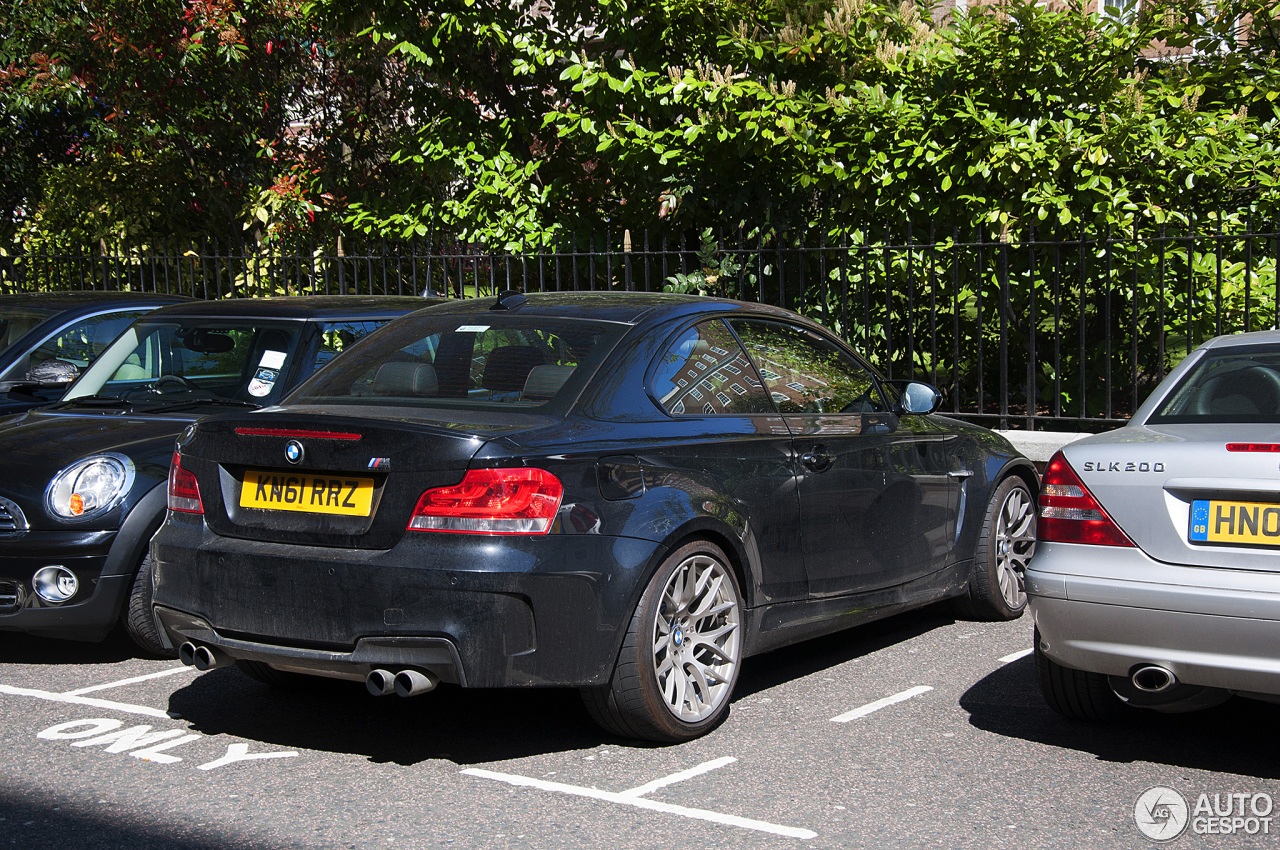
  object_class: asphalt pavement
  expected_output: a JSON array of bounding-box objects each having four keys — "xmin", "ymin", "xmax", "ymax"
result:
[{"xmin": 2, "ymin": 606, "xmax": 1276, "ymax": 848}]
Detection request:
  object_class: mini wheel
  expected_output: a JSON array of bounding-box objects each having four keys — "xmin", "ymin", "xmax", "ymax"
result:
[
  {"xmin": 124, "ymin": 553, "xmax": 174, "ymax": 658},
  {"xmin": 582, "ymin": 540, "xmax": 743, "ymax": 742}
]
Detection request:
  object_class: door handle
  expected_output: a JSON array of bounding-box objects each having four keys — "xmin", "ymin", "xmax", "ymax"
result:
[{"xmin": 801, "ymin": 446, "xmax": 834, "ymax": 473}]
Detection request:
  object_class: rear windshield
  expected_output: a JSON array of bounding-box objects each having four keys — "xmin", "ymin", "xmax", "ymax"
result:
[
  {"xmin": 1149, "ymin": 347, "xmax": 1280, "ymax": 424},
  {"xmin": 291, "ymin": 315, "xmax": 625, "ymax": 410}
]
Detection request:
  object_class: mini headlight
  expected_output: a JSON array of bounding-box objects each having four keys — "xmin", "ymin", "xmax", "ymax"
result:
[
  {"xmin": 45, "ymin": 454, "xmax": 135, "ymax": 520},
  {"xmin": 33, "ymin": 566, "xmax": 78, "ymax": 603}
]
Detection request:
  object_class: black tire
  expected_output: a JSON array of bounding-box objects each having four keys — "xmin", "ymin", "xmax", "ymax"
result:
[
  {"xmin": 581, "ymin": 540, "xmax": 744, "ymax": 743},
  {"xmin": 124, "ymin": 554, "xmax": 175, "ymax": 658},
  {"xmin": 955, "ymin": 475, "xmax": 1036, "ymax": 621},
  {"xmin": 1034, "ymin": 629, "xmax": 1128, "ymax": 721}
]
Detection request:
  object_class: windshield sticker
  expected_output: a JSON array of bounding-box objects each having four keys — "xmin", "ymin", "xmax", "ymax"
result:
[
  {"xmin": 247, "ymin": 367, "xmax": 279, "ymax": 398},
  {"xmin": 259, "ymin": 350, "xmax": 287, "ymax": 370},
  {"xmin": 456, "ymin": 325, "xmax": 489, "ymax": 333}
]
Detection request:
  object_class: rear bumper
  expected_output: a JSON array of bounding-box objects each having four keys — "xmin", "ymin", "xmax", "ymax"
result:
[
  {"xmin": 151, "ymin": 515, "xmax": 665, "ymax": 688},
  {"xmin": 1027, "ymin": 542, "xmax": 1280, "ymax": 695}
]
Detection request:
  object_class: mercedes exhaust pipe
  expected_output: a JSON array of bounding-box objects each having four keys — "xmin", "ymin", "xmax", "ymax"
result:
[
  {"xmin": 1131, "ymin": 665, "xmax": 1177, "ymax": 694},
  {"xmin": 393, "ymin": 669, "xmax": 438, "ymax": 698},
  {"xmin": 366, "ymin": 669, "xmax": 396, "ymax": 697}
]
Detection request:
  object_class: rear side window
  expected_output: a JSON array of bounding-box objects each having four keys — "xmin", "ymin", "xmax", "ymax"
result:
[
  {"xmin": 1150, "ymin": 348, "xmax": 1280, "ymax": 423},
  {"xmin": 293, "ymin": 315, "xmax": 624, "ymax": 409},
  {"xmin": 311, "ymin": 321, "xmax": 391, "ymax": 372},
  {"xmin": 652, "ymin": 319, "xmax": 773, "ymax": 415}
]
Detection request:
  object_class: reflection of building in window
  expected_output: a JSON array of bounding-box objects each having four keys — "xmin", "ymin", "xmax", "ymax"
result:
[{"xmin": 658, "ymin": 336, "xmax": 769, "ymax": 416}]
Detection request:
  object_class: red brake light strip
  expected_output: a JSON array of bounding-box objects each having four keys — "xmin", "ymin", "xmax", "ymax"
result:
[
  {"xmin": 234, "ymin": 428, "xmax": 362, "ymax": 440},
  {"xmin": 1226, "ymin": 443, "xmax": 1280, "ymax": 453}
]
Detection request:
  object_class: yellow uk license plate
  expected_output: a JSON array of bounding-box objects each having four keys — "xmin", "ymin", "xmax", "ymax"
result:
[
  {"xmin": 240, "ymin": 471, "xmax": 374, "ymax": 516},
  {"xmin": 1190, "ymin": 499, "xmax": 1280, "ymax": 546}
]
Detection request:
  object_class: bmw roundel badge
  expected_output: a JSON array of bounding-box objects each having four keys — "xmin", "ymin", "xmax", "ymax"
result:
[{"xmin": 285, "ymin": 440, "xmax": 305, "ymax": 465}]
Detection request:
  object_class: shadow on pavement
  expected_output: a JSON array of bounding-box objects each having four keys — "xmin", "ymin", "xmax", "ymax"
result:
[
  {"xmin": 961, "ymin": 655, "xmax": 1280, "ymax": 780},
  {"xmin": 165, "ymin": 605, "xmax": 961, "ymax": 766},
  {"xmin": 168, "ymin": 668, "xmax": 608, "ymax": 766},
  {"xmin": 735, "ymin": 605, "xmax": 957, "ymax": 699},
  {"xmin": 0, "ymin": 788, "xmax": 241, "ymax": 850},
  {"xmin": 0, "ymin": 629, "xmax": 149, "ymax": 666}
]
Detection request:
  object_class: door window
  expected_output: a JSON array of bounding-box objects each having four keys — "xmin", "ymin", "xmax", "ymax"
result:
[{"xmin": 726, "ymin": 319, "xmax": 885, "ymax": 415}]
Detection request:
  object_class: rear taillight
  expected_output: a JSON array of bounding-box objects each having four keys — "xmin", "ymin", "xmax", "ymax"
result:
[
  {"xmin": 1037, "ymin": 451, "xmax": 1133, "ymax": 547},
  {"xmin": 167, "ymin": 450, "xmax": 203, "ymax": 514},
  {"xmin": 407, "ymin": 468, "xmax": 563, "ymax": 535}
]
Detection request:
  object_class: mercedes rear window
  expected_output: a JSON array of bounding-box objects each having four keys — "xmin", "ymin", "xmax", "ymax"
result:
[
  {"xmin": 1149, "ymin": 347, "xmax": 1280, "ymax": 424},
  {"xmin": 290, "ymin": 315, "xmax": 625, "ymax": 410}
]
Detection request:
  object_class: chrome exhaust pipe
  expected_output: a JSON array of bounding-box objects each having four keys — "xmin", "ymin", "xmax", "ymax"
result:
[
  {"xmin": 1131, "ymin": 665, "xmax": 1178, "ymax": 694},
  {"xmin": 178, "ymin": 642, "xmax": 198, "ymax": 667},
  {"xmin": 366, "ymin": 669, "xmax": 396, "ymax": 697},
  {"xmin": 393, "ymin": 669, "xmax": 438, "ymax": 698},
  {"xmin": 191, "ymin": 644, "xmax": 232, "ymax": 671}
]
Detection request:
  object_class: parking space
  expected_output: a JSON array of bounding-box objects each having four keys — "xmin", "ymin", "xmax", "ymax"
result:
[{"xmin": 3, "ymin": 609, "xmax": 1280, "ymax": 848}]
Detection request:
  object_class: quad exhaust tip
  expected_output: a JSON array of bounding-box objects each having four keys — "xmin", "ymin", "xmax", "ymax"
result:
[
  {"xmin": 178, "ymin": 642, "xmax": 233, "ymax": 672},
  {"xmin": 1131, "ymin": 665, "xmax": 1178, "ymax": 694},
  {"xmin": 366, "ymin": 669, "xmax": 396, "ymax": 697},
  {"xmin": 364, "ymin": 668, "xmax": 438, "ymax": 698}
]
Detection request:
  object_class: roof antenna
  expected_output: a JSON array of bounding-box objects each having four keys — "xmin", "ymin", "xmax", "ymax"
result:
[{"xmin": 490, "ymin": 289, "xmax": 528, "ymax": 311}]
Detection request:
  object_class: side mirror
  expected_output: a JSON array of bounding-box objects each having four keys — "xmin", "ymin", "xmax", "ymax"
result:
[
  {"xmin": 897, "ymin": 381, "xmax": 942, "ymax": 415},
  {"xmin": 25, "ymin": 358, "xmax": 80, "ymax": 386}
]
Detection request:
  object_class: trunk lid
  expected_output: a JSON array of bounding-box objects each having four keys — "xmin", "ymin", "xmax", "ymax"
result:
[
  {"xmin": 1063, "ymin": 423, "xmax": 1280, "ymax": 571},
  {"xmin": 187, "ymin": 406, "xmax": 556, "ymax": 549}
]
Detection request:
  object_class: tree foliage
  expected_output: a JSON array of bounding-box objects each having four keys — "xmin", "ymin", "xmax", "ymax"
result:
[{"xmin": 2, "ymin": 0, "xmax": 1278, "ymax": 249}]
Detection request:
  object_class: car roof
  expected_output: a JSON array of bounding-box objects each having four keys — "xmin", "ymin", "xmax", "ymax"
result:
[
  {"xmin": 1200, "ymin": 329, "xmax": 1280, "ymax": 351},
  {"xmin": 408, "ymin": 291, "xmax": 799, "ymax": 326},
  {"xmin": 0, "ymin": 291, "xmax": 191, "ymax": 311},
  {"xmin": 138, "ymin": 295, "xmax": 441, "ymax": 321}
]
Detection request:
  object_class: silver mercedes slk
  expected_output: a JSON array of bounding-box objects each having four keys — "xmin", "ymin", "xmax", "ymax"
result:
[{"xmin": 1028, "ymin": 329, "xmax": 1280, "ymax": 719}]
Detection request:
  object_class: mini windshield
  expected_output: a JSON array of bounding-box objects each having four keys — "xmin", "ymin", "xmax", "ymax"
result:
[
  {"xmin": 1149, "ymin": 347, "xmax": 1280, "ymax": 424},
  {"xmin": 63, "ymin": 318, "xmax": 304, "ymax": 409},
  {"xmin": 291, "ymin": 315, "xmax": 625, "ymax": 410}
]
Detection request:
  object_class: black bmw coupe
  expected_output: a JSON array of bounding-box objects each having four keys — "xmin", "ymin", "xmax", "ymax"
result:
[{"xmin": 153, "ymin": 291, "xmax": 1038, "ymax": 742}]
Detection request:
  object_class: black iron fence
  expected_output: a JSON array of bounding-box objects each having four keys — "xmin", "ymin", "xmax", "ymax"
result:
[{"xmin": 4, "ymin": 215, "xmax": 1277, "ymax": 431}]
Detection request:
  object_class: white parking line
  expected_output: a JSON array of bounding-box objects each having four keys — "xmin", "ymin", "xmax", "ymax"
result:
[
  {"xmin": 830, "ymin": 685, "xmax": 933, "ymax": 723},
  {"xmin": 0, "ymin": 684, "xmax": 172, "ymax": 719},
  {"xmin": 999, "ymin": 648, "xmax": 1033, "ymax": 663},
  {"xmin": 617, "ymin": 756, "xmax": 736, "ymax": 799},
  {"xmin": 463, "ymin": 762, "xmax": 816, "ymax": 840},
  {"xmin": 63, "ymin": 666, "xmax": 197, "ymax": 696}
]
